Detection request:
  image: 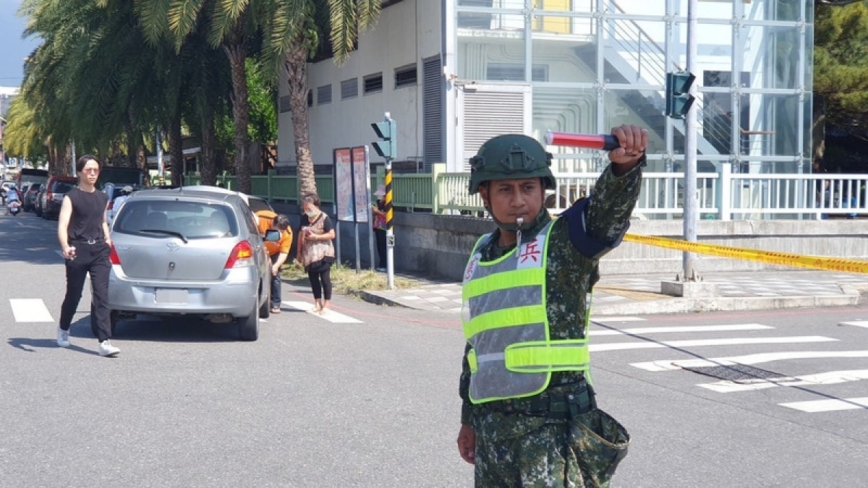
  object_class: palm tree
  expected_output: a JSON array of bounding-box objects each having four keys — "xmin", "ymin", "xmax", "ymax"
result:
[
  {"xmin": 267, "ymin": 0, "xmax": 383, "ymax": 197},
  {"xmin": 138, "ymin": 0, "xmax": 271, "ymax": 194}
]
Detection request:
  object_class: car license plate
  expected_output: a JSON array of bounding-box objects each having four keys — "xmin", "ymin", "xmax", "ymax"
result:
[{"xmin": 155, "ymin": 289, "xmax": 188, "ymax": 304}]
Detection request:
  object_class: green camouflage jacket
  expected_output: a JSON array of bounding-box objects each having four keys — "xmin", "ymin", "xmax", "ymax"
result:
[{"xmin": 459, "ymin": 163, "xmax": 642, "ymax": 433}]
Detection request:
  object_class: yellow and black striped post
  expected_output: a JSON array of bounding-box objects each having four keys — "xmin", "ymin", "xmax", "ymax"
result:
[{"xmin": 384, "ymin": 160, "xmax": 395, "ymax": 290}]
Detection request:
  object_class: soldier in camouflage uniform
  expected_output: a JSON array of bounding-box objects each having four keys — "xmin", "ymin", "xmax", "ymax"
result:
[{"xmin": 456, "ymin": 125, "xmax": 646, "ymax": 487}]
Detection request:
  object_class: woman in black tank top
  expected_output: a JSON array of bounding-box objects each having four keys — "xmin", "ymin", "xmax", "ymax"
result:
[{"xmin": 56, "ymin": 155, "xmax": 120, "ymax": 357}]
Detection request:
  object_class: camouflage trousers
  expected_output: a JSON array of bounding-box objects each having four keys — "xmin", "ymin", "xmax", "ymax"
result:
[{"xmin": 473, "ymin": 409, "xmax": 629, "ymax": 488}]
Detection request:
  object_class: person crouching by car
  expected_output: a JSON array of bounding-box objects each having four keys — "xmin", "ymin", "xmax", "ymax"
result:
[{"xmin": 263, "ymin": 214, "xmax": 293, "ymax": 314}]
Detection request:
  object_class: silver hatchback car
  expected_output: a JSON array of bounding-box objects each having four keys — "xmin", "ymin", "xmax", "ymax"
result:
[{"xmin": 107, "ymin": 187, "xmax": 272, "ymax": 340}]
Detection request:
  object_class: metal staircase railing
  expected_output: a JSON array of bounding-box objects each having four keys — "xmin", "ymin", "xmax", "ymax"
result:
[{"xmin": 604, "ymin": 0, "xmax": 731, "ymax": 154}]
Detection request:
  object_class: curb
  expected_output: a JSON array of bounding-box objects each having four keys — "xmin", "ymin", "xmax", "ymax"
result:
[{"xmin": 361, "ymin": 289, "xmax": 862, "ymax": 316}]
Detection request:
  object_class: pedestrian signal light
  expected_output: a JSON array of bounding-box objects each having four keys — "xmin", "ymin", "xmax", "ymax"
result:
[
  {"xmin": 665, "ymin": 71, "xmax": 696, "ymax": 119},
  {"xmin": 371, "ymin": 117, "xmax": 397, "ymax": 160}
]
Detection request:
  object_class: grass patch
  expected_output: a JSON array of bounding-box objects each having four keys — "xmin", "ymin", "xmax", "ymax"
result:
[{"xmin": 280, "ymin": 261, "xmax": 421, "ymax": 297}]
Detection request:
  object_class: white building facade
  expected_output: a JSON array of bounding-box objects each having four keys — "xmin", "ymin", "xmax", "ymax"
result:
[{"xmin": 278, "ymin": 0, "xmax": 814, "ymax": 177}]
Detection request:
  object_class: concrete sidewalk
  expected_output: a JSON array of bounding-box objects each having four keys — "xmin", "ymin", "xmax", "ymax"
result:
[{"xmin": 361, "ymin": 270, "xmax": 868, "ymax": 316}]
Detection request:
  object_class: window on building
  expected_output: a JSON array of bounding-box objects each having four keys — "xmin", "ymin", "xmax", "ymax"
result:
[
  {"xmin": 341, "ymin": 78, "xmax": 359, "ymax": 99},
  {"xmin": 395, "ymin": 65, "xmax": 418, "ymax": 89},
  {"xmin": 317, "ymin": 85, "xmax": 332, "ymax": 105},
  {"xmin": 364, "ymin": 73, "xmax": 383, "ymax": 94},
  {"xmin": 307, "ymin": 89, "xmax": 313, "ymax": 107},
  {"xmin": 279, "ymin": 95, "xmax": 290, "ymax": 113},
  {"xmin": 486, "ymin": 63, "xmax": 548, "ymax": 82}
]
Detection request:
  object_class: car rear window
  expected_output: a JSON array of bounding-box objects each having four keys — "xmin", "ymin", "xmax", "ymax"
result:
[
  {"xmin": 247, "ymin": 198, "xmax": 273, "ymax": 213},
  {"xmin": 113, "ymin": 200, "xmax": 238, "ymax": 239},
  {"xmin": 51, "ymin": 181, "xmax": 75, "ymax": 193}
]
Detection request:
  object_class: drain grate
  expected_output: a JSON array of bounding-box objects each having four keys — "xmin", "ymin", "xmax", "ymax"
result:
[{"xmin": 682, "ymin": 364, "xmax": 782, "ymax": 382}]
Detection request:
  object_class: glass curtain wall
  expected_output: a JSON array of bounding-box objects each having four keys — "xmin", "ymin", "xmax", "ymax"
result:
[{"xmin": 453, "ymin": 0, "xmax": 813, "ymax": 177}]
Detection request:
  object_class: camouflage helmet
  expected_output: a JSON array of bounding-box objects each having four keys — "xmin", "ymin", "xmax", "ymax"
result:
[{"xmin": 468, "ymin": 134, "xmax": 555, "ymax": 195}]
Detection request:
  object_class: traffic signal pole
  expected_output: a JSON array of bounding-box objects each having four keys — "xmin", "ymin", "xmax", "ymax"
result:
[
  {"xmin": 683, "ymin": 0, "xmax": 699, "ymax": 281},
  {"xmin": 371, "ymin": 112, "xmax": 396, "ymax": 290}
]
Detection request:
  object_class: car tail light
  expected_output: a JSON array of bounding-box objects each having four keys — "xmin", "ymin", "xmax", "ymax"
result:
[
  {"xmin": 225, "ymin": 241, "xmax": 254, "ymax": 269},
  {"xmin": 109, "ymin": 244, "xmax": 121, "ymax": 265}
]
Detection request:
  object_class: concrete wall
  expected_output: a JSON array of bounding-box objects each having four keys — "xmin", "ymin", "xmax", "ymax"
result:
[
  {"xmin": 385, "ymin": 214, "xmax": 868, "ymax": 281},
  {"xmin": 272, "ymin": 203, "xmax": 868, "ymax": 282}
]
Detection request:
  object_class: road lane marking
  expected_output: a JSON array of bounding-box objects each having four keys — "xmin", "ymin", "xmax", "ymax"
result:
[
  {"xmin": 591, "ymin": 316, "xmax": 646, "ymax": 323},
  {"xmin": 779, "ymin": 397, "xmax": 868, "ymax": 413},
  {"xmin": 590, "ymin": 336, "xmax": 838, "ymax": 352},
  {"xmin": 590, "ymin": 323, "xmax": 773, "ymax": 336},
  {"xmin": 698, "ymin": 370, "xmax": 868, "ymax": 393},
  {"xmin": 630, "ymin": 351, "xmax": 868, "ymax": 372},
  {"xmin": 840, "ymin": 321, "xmax": 868, "ymax": 329},
  {"xmin": 10, "ymin": 299, "xmax": 55, "ymax": 323},
  {"xmin": 282, "ymin": 301, "xmax": 363, "ymax": 324}
]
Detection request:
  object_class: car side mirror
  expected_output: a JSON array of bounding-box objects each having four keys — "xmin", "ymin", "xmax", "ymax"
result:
[{"xmin": 264, "ymin": 229, "xmax": 281, "ymax": 242}]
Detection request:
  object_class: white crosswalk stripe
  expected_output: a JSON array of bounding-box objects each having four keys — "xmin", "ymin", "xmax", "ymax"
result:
[
  {"xmin": 589, "ymin": 336, "xmax": 837, "ymax": 352},
  {"xmin": 839, "ymin": 321, "xmax": 868, "ymax": 329},
  {"xmin": 590, "ymin": 323, "xmax": 773, "ymax": 336},
  {"xmin": 631, "ymin": 351, "xmax": 868, "ymax": 372},
  {"xmin": 9, "ymin": 299, "xmax": 54, "ymax": 323},
  {"xmin": 780, "ymin": 397, "xmax": 868, "ymax": 413},
  {"xmin": 698, "ymin": 370, "xmax": 868, "ymax": 393},
  {"xmin": 282, "ymin": 301, "xmax": 363, "ymax": 323},
  {"xmin": 591, "ymin": 316, "xmax": 646, "ymax": 323}
]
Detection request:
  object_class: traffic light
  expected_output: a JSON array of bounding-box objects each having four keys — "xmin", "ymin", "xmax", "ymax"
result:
[
  {"xmin": 665, "ymin": 71, "xmax": 696, "ymax": 119},
  {"xmin": 371, "ymin": 116, "xmax": 397, "ymax": 160}
]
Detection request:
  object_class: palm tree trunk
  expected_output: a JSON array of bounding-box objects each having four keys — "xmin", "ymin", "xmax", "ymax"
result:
[
  {"xmin": 168, "ymin": 118, "xmax": 184, "ymax": 187},
  {"xmin": 200, "ymin": 108, "xmax": 217, "ymax": 186},
  {"xmin": 285, "ymin": 42, "xmax": 317, "ymax": 197},
  {"xmin": 225, "ymin": 40, "xmax": 252, "ymax": 194}
]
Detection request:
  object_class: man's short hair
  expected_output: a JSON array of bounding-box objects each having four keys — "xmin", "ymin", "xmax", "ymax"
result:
[{"xmin": 275, "ymin": 214, "xmax": 290, "ymax": 230}]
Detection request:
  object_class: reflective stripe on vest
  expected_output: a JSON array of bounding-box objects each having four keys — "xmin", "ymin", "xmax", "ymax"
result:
[{"xmin": 461, "ymin": 221, "xmax": 590, "ymax": 404}]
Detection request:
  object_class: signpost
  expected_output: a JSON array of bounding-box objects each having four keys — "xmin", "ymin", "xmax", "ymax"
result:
[
  {"xmin": 333, "ymin": 146, "xmax": 372, "ymax": 273},
  {"xmin": 371, "ymin": 112, "xmax": 396, "ymax": 290}
]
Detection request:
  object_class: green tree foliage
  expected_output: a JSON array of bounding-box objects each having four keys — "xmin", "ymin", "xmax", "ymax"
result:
[{"xmin": 814, "ymin": 1, "xmax": 868, "ymax": 115}]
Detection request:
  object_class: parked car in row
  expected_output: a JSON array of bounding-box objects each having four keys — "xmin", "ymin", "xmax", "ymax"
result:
[
  {"xmin": 36, "ymin": 175, "xmax": 77, "ymax": 220},
  {"xmin": 103, "ymin": 182, "xmax": 142, "ymax": 225},
  {"xmin": 106, "ymin": 186, "xmax": 275, "ymax": 341},
  {"xmin": 22, "ymin": 184, "xmax": 41, "ymax": 212}
]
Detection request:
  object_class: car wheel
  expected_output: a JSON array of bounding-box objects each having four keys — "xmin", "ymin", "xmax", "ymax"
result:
[
  {"xmin": 238, "ymin": 298, "xmax": 259, "ymax": 341},
  {"xmin": 35, "ymin": 205, "xmax": 42, "ymax": 217}
]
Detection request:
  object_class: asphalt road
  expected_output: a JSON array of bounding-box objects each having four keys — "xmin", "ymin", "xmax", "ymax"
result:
[{"xmin": 1, "ymin": 208, "xmax": 867, "ymax": 487}]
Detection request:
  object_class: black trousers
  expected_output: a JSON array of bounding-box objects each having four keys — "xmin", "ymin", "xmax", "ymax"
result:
[
  {"xmin": 374, "ymin": 228, "xmax": 387, "ymax": 268},
  {"xmin": 306, "ymin": 260, "xmax": 333, "ymax": 300},
  {"xmin": 60, "ymin": 241, "xmax": 112, "ymax": 342}
]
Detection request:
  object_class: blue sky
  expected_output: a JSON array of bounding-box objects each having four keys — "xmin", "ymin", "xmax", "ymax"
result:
[{"xmin": 0, "ymin": 0, "xmax": 40, "ymax": 87}]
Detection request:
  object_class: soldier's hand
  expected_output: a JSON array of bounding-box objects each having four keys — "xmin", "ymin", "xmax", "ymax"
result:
[
  {"xmin": 608, "ymin": 124, "xmax": 647, "ymax": 168},
  {"xmin": 457, "ymin": 424, "xmax": 476, "ymax": 464}
]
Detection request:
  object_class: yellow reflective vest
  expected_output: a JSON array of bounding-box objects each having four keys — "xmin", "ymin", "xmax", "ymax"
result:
[{"xmin": 462, "ymin": 221, "xmax": 590, "ymax": 404}]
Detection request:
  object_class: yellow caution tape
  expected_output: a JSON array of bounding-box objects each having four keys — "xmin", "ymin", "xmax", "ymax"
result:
[{"xmin": 624, "ymin": 233, "xmax": 868, "ymax": 275}]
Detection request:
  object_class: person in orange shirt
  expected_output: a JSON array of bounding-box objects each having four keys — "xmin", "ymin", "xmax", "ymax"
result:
[{"xmin": 259, "ymin": 212, "xmax": 293, "ymax": 313}]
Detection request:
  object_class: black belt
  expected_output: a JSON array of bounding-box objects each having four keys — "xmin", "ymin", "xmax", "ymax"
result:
[
  {"xmin": 486, "ymin": 382, "xmax": 597, "ymax": 419},
  {"xmin": 70, "ymin": 238, "xmax": 103, "ymax": 245}
]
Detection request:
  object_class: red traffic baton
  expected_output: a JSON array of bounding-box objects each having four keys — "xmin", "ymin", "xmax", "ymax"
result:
[{"xmin": 545, "ymin": 131, "xmax": 620, "ymax": 151}]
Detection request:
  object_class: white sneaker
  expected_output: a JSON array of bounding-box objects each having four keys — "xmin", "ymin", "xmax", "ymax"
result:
[
  {"xmin": 98, "ymin": 340, "xmax": 120, "ymax": 357},
  {"xmin": 57, "ymin": 328, "xmax": 70, "ymax": 348}
]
